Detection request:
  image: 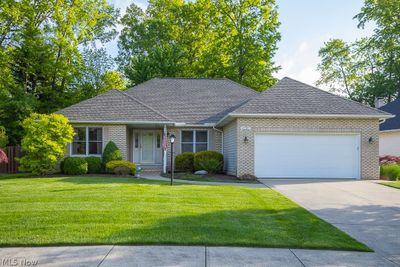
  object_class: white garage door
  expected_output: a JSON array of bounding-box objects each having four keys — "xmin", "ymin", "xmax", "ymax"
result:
[{"xmin": 255, "ymin": 133, "xmax": 360, "ymax": 179}]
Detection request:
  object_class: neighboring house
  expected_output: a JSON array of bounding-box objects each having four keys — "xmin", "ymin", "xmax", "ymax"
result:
[
  {"xmin": 378, "ymin": 99, "xmax": 400, "ymax": 156},
  {"xmin": 56, "ymin": 77, "xmax": 392, "ymax": 179}
]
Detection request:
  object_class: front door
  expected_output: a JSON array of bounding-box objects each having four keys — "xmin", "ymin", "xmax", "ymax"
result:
[{"xmin": 141, "ymin": 131, "xmax": 154, "ymax": 163}]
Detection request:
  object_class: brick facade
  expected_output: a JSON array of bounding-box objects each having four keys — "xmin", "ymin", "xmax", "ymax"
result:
[
  {"xmin": 234, "ymin": 117, "xmax": 380, "ymax": 179},
  {"xmin": 104, "ymin": 125, "xmax": 128, "ymax": 160}
]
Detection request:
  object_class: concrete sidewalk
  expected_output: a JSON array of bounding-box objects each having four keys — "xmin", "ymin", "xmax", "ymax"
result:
[{"xmin": 0, "ymin": 245, "xmax": 398, "ymax": 267}]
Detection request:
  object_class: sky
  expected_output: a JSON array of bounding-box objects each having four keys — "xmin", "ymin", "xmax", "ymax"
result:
[{"xmin": 106, "ymin": 0, "xmax": 374, "ymax": 86}]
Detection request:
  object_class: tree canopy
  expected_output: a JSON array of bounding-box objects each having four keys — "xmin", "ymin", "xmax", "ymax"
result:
[
  {"xmin": 317, "ymin": 0, "xmax": 400, "ymax": 106},
  {"xmin": 0, "ymin": 0, "xmax": 123, "ymax": 144},
  {"xmin": 118, "ymin": 0, "xmax": 281, "ymax": 91}
]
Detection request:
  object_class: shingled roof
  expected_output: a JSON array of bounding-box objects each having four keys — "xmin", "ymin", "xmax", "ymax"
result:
[
  {"xmin": 379, "ymin": 99, "xmax": 400, "ymax": 131},
  {"xmin": 56, "ymin": 77, "xmax": 392, "ymax": 125},
  {"xmin": 126, "ymin": 78, "xmax": 258, "ymax": 124},
  {"xmin": 56, "ymin": 89, "xmax": 172, "ymax": 123},
  {"xmin": 230, "ymin": 77, "xmax": 391, "ymax": 117}
]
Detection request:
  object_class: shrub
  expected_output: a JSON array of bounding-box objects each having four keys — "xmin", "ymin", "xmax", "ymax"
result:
[
  {"xmin": 175, "ymin": 152, "xmax": 195, "ymax": 172},
  {"xmin": 0, "ymin": 149, "xmax": 8, "ymax": 164},
  {"xmin": 197, "ymin": 158, "xmax": 222, "ymax": 174},
  {"xmin": 380, "ymin": 164, "xmax": 400, "ymax": 181},
  {"xmin": 194, "ymin": 151, "xmax": 223, "ymax": 173},
  {"xmin": 102, "ymin": 141, "xmax": 122, "ymax": 166},
  {"xmin": 85, "ymin": 156, "xmax": 102, "ymax": 174},
  {"xmin": 106, "ymin": 160, "xmax": 136, "ymax": 175},
  {"xmin": 379, "ymin": 155, "xmax": 400, "ymax": 164},
  {"xmin": 18, "ymin": 113, "xmax": 74, "ymax": 175},
  {"xmin": 63, "ymin": 157, "xmax": 88, "ymax": 175}
]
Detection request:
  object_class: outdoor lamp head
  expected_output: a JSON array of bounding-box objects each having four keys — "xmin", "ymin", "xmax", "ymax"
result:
[{"xmin": 170, "ymin": 134, "xmax": 176, "ymax": 144}]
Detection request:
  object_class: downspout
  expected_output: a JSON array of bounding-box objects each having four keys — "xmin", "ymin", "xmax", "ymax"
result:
[{"xmin": 212, "ymin": 125, "xmax": 223, "ymax": 154}]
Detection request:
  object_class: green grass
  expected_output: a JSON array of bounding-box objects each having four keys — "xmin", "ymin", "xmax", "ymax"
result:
[
  {"xmin": 0, "ymin": 176, "xmax": 369, "ymax": 251},
  {"xmin": 380, "ymin": 180, "xmax": 400, "ymax": 189},
  {"xmin": 162, "ymin": 172, "xmax": 260, "ymax": 184}
]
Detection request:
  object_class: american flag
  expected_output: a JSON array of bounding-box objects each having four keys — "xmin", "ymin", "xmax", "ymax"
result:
[{"xmin": 162, "ymin": 133, "xmax": 168, "ymax": 150}]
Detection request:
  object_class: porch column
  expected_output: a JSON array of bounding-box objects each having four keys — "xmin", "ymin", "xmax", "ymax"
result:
[{"xmin": 163, "ymin": 124, "xmax": 167, "ymax": 174}]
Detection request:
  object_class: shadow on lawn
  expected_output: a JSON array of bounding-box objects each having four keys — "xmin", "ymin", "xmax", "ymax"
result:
[
  {"xmin": 58, "ymin": 176, "xmax": 185, "ymax": 186},
  {"xmin": 104, "ymin": 207, "xmax": 371, "ymax": 252}
]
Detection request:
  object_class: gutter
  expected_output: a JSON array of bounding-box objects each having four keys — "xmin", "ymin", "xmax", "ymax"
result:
[
  {"xmin": 216, "ymin": 113, "xmax": 395, "ymax": 126},
  {"xmin": 380, "ymin": 129, "xmax": 400, "ymax": 133},
  {"xmin": 69, "ymin": 120, "xmax": 175, "ymax": 125}
]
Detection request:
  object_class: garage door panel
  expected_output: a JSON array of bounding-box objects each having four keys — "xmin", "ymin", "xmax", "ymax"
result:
[{"xmin": 255, "ymin": 134, "xmax": 360, "ymax": 179}]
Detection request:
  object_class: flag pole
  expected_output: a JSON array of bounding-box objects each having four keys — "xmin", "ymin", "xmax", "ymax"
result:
[{"xmin": 163, "ymin": 125, "xmax": 167, "ymax": 174}]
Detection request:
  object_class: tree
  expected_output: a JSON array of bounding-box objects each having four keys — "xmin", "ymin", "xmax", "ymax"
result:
[
  {"xmin": 19, "ymin": 113, "xmax": 74, "ymax": 175},
  {"xmin": 317, "ymin": 0, "xmax": 400, "ymax": 106},
  {"xmin": 125, "ymin": 45, "xmax": 185, "ymax": 85},
  {"xmin": 206, "ymin": 0, "xmax": 280, "ymax": 89},
  {"xmin": 74, "ymin": 48, "xmax": 126, "ymax": 101},
  {"xmin": 0, "ymin": 0, "xmax": 119, "ymax": 143},
  {"xmin": 317, "ymin": 39, "xmax": 358, "ymax": 99},
  {"xmin": 118, "ymin": 0, "xmax": 280, "ymax": 90}
]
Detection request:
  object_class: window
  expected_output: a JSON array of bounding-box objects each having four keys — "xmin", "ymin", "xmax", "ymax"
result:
[
  {"xmin": 157, "ymin": 133, "xmax": 161, "ymax": 148},
  {"xmin": 134, "ymin": 133, "xmax": 139, "ymax": 148},
  {"xmin": 88, "ymin": 128, "xmax": 102, "ymax": 154},
  {"xmin": 71, "ymin": 127, "xmax": 103, "ymax": 155},
  {"xmin": 72, "ymin": 128, "xmax": 86, "ymax": 155},
  {"xmin": 181, "ymin": 130, "xmax": 208, "ymax": 153}
]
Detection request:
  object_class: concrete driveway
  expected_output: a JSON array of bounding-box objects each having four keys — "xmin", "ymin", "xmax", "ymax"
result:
[{"xmin": 259, "ymin": 179, "xmax": 400, "ymax": 266}]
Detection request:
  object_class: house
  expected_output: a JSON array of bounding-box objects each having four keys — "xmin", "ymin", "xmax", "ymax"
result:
[
  {"xmin": 378, "ymin": 98, "xmax": 400, "ymax": 156},
  {"xmin": 56, "ymin": 77, "xmax": 393, "ymax": 179}
]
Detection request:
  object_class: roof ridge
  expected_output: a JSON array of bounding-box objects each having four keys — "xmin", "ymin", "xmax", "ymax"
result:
[
  {"xmin": 116, "ymin": 89, "xmax": 173, "ymax": 121},
  {"xmin": 154, "ymin": 77, "xmax": 227, "ymax": 80},
  {"xmin": 280, "ymin": 77, "xmax": 390, "ymax": 115}
]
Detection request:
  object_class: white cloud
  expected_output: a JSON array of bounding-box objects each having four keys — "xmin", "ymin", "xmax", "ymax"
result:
[
  {"xmin": 298, "ymin": 41, "xmax": 309, "ymax": 53},
  {"xmin": 275, "ymin": 39, "xmax": 321, "ymax": 86}
]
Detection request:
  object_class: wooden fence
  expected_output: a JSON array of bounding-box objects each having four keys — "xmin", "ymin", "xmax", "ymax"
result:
[{"xmin": 0, "ymin": 146, "xmax": 21, "ymax": 174}]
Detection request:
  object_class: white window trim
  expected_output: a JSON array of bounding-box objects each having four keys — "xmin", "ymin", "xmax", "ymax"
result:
[
  {"xmin": 180, "ymin": 130, "xmax": 209, "ymax": 153},
  {"xmin": 70, "ymin": 127, "xmax": 104, "ymax": 157}
]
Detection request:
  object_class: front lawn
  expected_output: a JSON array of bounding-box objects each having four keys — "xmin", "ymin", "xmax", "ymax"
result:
[
  {"xmin": 380, "ymin": 180, "xmax": 400, "ymax": 189},
  {"xmin": 0, "ymin": 176, "xmax": 369, "ymax": 251}
]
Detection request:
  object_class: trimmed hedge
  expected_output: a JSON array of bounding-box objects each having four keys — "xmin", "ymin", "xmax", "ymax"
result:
[
  {"xmin": 175, "ymin": 152, "xmax": 195, "ymax": 172},
  {"xmin": 63, "ymin": 157, "xmax": 88, "ymax": 175},
  {"xmin": 194, "ymin": 151, "xmax": 223, "ymax": 174},
  {"xmin": 380, "ymin": 164, "xmax": 400, "ymax": 181},
  {"xmin": 106, "ymin": 160, "xmax": 136, "ymax": 175},
  {"xmin": 86, "ymin": 156, "xmax": 102, "ymax": 174},
  {"xmin": 102, "ymin": 141, "xmax": 122, "ymax": 165}
]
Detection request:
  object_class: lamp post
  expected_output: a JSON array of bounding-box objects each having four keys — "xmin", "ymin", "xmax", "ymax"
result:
[{"xmin": 170, "ymin": 134, "xmax": 176, "ymax": 186}]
